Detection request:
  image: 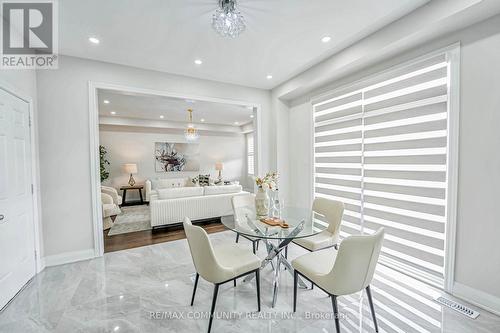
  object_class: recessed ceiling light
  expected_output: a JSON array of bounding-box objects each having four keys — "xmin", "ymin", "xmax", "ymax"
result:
[
  {"xmin": 200, "ymin": 118, "xmax": 205, "ymax": 122},
  {"xmin": 110, "ymin": 111, "xmax": 116, "ymax": 115},
  {"xmin": 88, "ymin": 37, "xmax": 100, "ymax": 44},
  {"xmin": 250, "ymin": 114, "xmax": 254, "ymax": 118},
  {"xmin": 321, "ymin": 36, "xmax": 331, "ymax": 43},
  {"xmin": 103, "ymin": 100, "xmax": 110, "ymax": 104},
  {"xmin": 266, "ymin": 75, "xmax": 273, "ymax": 80},
  {"xmin": 234, "ymin": 121, "xmax": 239, "ymax": 125},
  {"xmin": 194, "ymin": 59, "xmax": 203, "ymax": 65},
  {"xmin": 160, "ymin": 115, "xmax": 164, "ymax": 119}
]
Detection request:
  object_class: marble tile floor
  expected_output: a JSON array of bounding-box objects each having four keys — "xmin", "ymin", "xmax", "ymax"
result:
[{"xmin": 1, "ymin": 231, "xmax": 499, "ymax": 333}]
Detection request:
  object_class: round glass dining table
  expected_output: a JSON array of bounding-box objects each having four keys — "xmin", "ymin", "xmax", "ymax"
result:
[{"xmin": 221, "ymin": 205, "xmax": 328, "ymax": 307}]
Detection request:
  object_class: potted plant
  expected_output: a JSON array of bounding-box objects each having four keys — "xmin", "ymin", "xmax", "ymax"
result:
[{"xmin": 254, "ymin": 172, "xmax": 278, "ymax": 216}]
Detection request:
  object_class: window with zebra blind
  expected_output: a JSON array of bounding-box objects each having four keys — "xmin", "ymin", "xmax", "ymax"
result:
[{"xmin": 312, "ymin": 48, "xmax": 459, "ymax": 287}]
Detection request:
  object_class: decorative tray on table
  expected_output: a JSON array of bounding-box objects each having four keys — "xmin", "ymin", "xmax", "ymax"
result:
[{"xmin": 259, "ymin": 217, "xmax": 289, "ymax": 228}]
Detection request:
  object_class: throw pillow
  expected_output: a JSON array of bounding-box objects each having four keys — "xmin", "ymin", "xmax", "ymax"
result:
[
  {"xmin": 198, "ymin": 174, "xmax": 210, "ymax": 186},
  {"xmin": 186, "ymin": 177, "xmax": 199, "ymax": 187}
]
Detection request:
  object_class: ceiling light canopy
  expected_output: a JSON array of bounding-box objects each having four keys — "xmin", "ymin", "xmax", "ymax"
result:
[
  {"xmin": 212, "ymin": 0, "xmax": 245, "ymax": 38},
  {"xmin": 88, "ymin": 37, "xmax": 100, "ymax": 44},
  {"xmin": 103, "ymin": 100, "xmax": 110, "ymax": 104},
  {"xmin": 194, "ymin": 59, "xmax": 202, "ymax": 65},
  {"xmin": 321, "ymin": 36, "xmax": 331, "ymax": 43},
  {"xmin": 184, "ymin": 109, "xmax": 199, "ymax": 142},
  {"xmin": 266, "ymin": 75, "xmax": 273, "ymax": 80}
]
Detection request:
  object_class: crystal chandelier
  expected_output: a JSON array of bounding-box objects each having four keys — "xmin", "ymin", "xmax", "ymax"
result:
[
  {"xmin": 212, "ymin": 0, "xmax": 245, "ymax": 38},
  {"xmin": 184, "ymin": 109, "xmax": 199, "ymax": 141}
]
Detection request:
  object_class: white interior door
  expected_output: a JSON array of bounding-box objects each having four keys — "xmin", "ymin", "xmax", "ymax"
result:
[{"xmin": 0, "ymin": 87, "xmax": 36, "ymax": 310}]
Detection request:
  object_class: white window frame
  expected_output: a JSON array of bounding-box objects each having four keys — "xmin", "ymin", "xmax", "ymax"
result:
[
  {"xmin": 247, "ymin": 132, "xmax": 255, "ymax": 175},
  {"xmin": 310, "ymin": 44, "xmax": 460, "ymax": 292}
]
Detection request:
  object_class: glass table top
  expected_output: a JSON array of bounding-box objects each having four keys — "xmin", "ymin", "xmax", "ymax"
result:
[{"xmin": 221, "ymin": 206, "xmax": 328, "ymax": 240}]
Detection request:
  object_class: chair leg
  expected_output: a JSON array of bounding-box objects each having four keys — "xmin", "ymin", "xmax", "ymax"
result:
[
  {"xmin": 256, "ymin": 240, "xmax": 259, "ymax": 251},
  {"xmin": 233, "ymin": 279, "xmax": 236, "ymax": 287},
  {"xmin": 284, "ymin": 246, "xmax": 288, "ymax": 270},
  {"xmin": 208, "ymin": 284, "xmax": 219, "ymax": 333},
  {"xmin": 293, "ymin": 270, "xmax": 298, "ymax": 312},
  {"xmin": 255, "ymin": 269, "xmax": 261, "ymax": 312},
  {"xmin": 366, "ymin": 286, "xmax": 379, "ymax": 332},
  {"xmin": 331, "ymin": 295, "xmax": 340, "ymax": 333},
  {"xmin": 252, "ymin": 241, "xmax": 256, "ymax": 254},
  {"xmin": 235, "ymin": 233, "xmax": 239, "ymax": 243},
  {"xmin": 191, "ymin": 273, "xmax": 199, "ymax": 306}
]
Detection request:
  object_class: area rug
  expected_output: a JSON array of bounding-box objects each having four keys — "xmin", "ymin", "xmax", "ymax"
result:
[{"xmin": 107, "ymin": 205, "xmax": 151, "ymax": 236}]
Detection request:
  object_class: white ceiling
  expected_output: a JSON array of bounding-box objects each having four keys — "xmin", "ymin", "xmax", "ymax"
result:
[
  {"xmin": 98, "ymin": 89, "xmax": 254, "ymax": 126},
  {"xmin": 59, "ymin": 0, "xmax": 429, "ymax": 89}
]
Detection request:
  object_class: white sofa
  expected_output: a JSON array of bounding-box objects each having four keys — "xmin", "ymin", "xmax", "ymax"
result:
[
  {"xmin": 145, "ymin": 178, "xmax": 190, "ymax": 202},
  {"xmin": 149, "ymin": 182, "xmax": 248, "ymax": 227}
]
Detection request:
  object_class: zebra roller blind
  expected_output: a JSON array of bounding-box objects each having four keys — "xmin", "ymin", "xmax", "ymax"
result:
[{"xmin": 313, "ymin": 53, "xmax": 452, "ymax": 285}]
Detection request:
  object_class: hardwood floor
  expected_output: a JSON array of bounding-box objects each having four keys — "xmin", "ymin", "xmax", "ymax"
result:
[{"xmin": 103, "ymin": 219, "xmax": 227, "ymax": 253}]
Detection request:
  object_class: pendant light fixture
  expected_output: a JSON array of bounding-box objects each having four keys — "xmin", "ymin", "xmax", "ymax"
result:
[
  {"xmin": 212, "ymin": 0, "xmax": 245, "ymax": 38},
  {"xmin": 184, "ymin": 108, "xmax": 199, "ymax": 141}
]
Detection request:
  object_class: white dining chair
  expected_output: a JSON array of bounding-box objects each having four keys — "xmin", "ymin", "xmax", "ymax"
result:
[
  {"xmin": 292, "ymin": 228, "xmax": 385, "ymax": 333},
  {"xmin": 292, "ymin": 197, "xmax": 344, "ymax": 252},
  {"xmin": 183, "ymin": 217, "xmax": 261, "ymax": 333},
  {"xmin": 232, "ymin": 193, "xmax": 261, "ymax": 254}
]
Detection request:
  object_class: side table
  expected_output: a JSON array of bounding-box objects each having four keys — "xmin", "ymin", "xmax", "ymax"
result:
[{"xmin": 120, "ymin": 185, "xmax": 144, "ymax": 206}]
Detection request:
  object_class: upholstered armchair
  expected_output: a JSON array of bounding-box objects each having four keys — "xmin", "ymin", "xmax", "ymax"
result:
[
  {"xmin": 101, "ymin": 185, "xmax": 123, "ymax": 206},
  {"xmin": 101, "ymin": 192, "xmax": 121, "ymax": 230}
]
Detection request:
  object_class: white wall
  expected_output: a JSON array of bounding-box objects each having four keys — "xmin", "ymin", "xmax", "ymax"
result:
[
  {"xmin": 287, "ymin": 102, "xmax": 312, "ymax": 210},
  {"xmin": 275, "ymin": 14, "xmax": 500, "ymax": 311},
  {"xmin": 36, "ymin": 55, "xmax": 272, "ymax": 258},
  {"xmin": 99, "ymin": 127, "xmax": 247, "ymax": 198}
]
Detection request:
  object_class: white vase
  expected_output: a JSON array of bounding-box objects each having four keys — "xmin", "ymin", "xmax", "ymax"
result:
[{"xmin": 255, "ymin": 187, "xmax": 269, "ymax": 217}]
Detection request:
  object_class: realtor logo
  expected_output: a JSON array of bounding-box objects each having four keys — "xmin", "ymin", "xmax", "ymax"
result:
[{"xmin": 1, "ymin": 0, "xmax": 58, "ymax": 69}]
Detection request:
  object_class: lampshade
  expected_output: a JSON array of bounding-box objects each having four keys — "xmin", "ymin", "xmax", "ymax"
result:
[
  {"xmin": 123, "ymin": 163, "xmax": 138, "ymax": 174},
  {"xmin": 215, "ymin": 162, "xmax": 224, "ymax": 171}
]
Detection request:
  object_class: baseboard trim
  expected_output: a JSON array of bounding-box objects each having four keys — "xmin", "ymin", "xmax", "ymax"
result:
[
  {"xmin": 453, "ymin": 282, "xmax": 500, "ymax": 316},
  {"xmin": 42, "ymin": 249, "xmax": 95, "ymax": 267}
]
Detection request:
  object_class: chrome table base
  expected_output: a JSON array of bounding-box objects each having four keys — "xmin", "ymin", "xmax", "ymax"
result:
[{"xmin": 243, "ymin": 237, "xmax": 308, "ymax": 307}]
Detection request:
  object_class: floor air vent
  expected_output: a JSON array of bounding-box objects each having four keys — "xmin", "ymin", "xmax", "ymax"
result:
[{"xmin": 434, "ymin": 296, "xmax": 480, "ymax": 319}]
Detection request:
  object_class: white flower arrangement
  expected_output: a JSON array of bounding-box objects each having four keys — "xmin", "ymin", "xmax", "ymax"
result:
[{"xmin": 254, "ymin": 171, "xmax": 278, "ymax": 190}]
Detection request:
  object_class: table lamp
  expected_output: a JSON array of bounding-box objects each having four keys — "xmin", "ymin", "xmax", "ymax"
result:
[
  {"xmin": 123, "ymin": 163, "xmax": 138, "ymax": 186},
  {"xmin": 215, "ymin": 162, "xmax": 223, "ymax": 181}
]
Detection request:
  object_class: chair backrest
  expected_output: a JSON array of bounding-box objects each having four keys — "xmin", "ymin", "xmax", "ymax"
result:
[
  {"xmin": 326, "ymin": 228, "xmax": 384, "ymax": 295},
  {"xmin": 232, "ymin": 193, "xmax": 255, "ymax": 209},
  {"xmin": 183, "ymin": 217, "xmax": 222, "ymax": 283},
  {"xmin": 312, "ymin": 197, "xmax": 344, "ymax": 235},
  {"xmin": 232, "ymin": 193, "xmax": 256, "ymax": 222}
]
